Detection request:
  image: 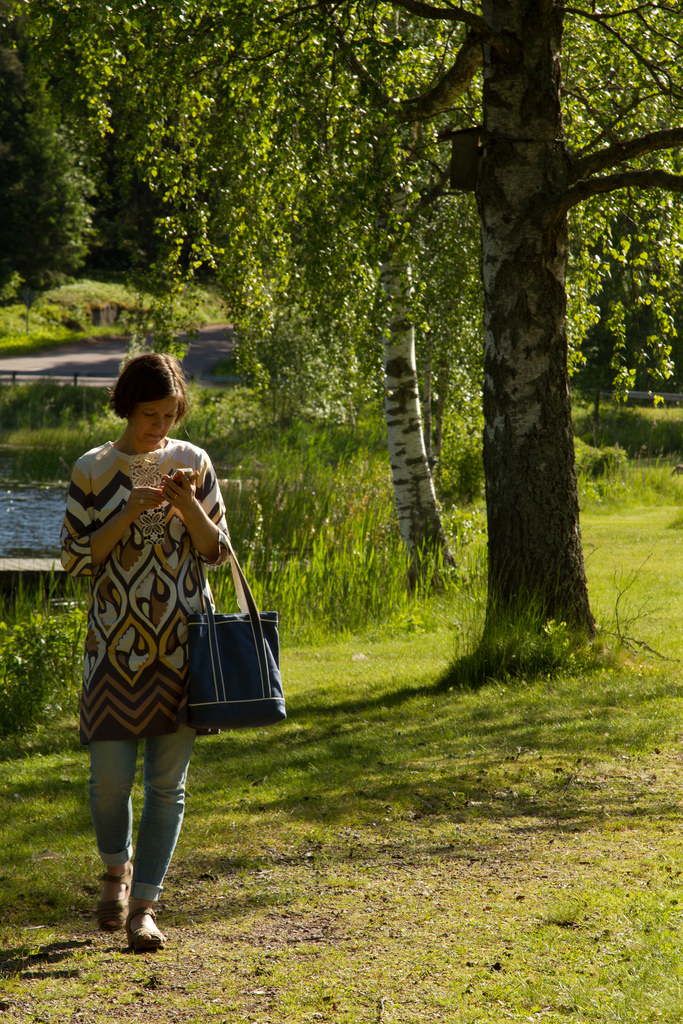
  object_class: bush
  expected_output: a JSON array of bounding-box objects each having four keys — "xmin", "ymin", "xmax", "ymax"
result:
[
  {"xmin": 235, "ymin": 305, "xmax": 374, "ymax": 427},
  {"xmin": 0, "ymin": 608, "xmax": 85, "ymax": 736},
  {"xmin": 436, "ymin": 407, "xmax": 485, "ymax": 504},
  {"xmin": 574, "ymin": 437, "xmax": 627, "ymax": 477}
]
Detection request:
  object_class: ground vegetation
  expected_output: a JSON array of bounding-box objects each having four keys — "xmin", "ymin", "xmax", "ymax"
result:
[{"xmin": 2, "ymin": 486, "xmax": 683, "ymax": 1020}]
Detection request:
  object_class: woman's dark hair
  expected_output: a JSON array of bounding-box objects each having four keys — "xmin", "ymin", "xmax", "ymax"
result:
[{"xmin": 110, "ymin": 353, "xmax": 189, "ymax": 422}]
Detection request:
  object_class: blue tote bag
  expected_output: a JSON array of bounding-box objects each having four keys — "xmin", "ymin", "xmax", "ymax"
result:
[{"xmin": 187, "ymin": 539, "xmax": 286, "ymax": 730}]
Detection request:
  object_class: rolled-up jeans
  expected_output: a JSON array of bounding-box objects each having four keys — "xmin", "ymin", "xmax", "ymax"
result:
[{"xmin": 88, "ymin": 725, "xmax": 196, "ymax": 902}]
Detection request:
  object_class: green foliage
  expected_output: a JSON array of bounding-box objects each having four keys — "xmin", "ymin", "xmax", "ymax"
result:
[
  {"xmin": 0, "ymin": 277, "xmax": 141, "ymax": 345},
  {"xmin": 0, "ymin": 380, "xmax": 109, "ymax": 432},
  {"xmin": 574, "ymin": 398, "xmax": 683, "ymax": 457},
  {"xmin": 0, "ymin": 380, "xmax": 120, "ymax": 477},
  {"xmin": 571, "ymin": 203, "xmax": 683, "ymax": 395},
  {"xmin": 0, "ymin": 383, "xmax": 485, "ymax": 641},
  {"xmin": 214, "ymin": 451, "xmax": 469, "ymax": 642},
  {"xmin": 0, "ymin": 17, "xmax": 94, "ymax": 291},
  {"xmin": 204, "ymin": 419, "xmax": 475, "ymax": 640},
  {"xmin": 563, "ymin": 11, "xmax": 683, "ymax": 392},
  {"xmin": 0, "ymin": 280, "xmax": 227, "ymax": 363},
  {"xmin": 667, "ymin": 508, "xmax": 683, "ymax": 530},
  {"xmin": 22, "ymin": 0, "xmax": 485, "ymax": 410},
  {"xmin": 574, "ymin": 437, "xmax": 627, "ymax": 478},
  {"xmin": 0, "ymin": 320, "xmax": 98, "ymax": 354},
  {"xmin": 444, "ymin": 598, "xmax": 597, "ymax": 691},
  {"xmin": 0, "ymin": 606, "xmax": 85, "ymax": 736},
  {"xmin": 24, "ymin": 0, "xmax": 683, "ymax": 393},
  {"xmin": 0, "ymin": 271, "xmax": 22, "ymax": 303},
  {"xmin": 578, "ymin": 459, "xmax": 683, "ymax": 513},
  {"xmin": 435, "ymin": 405, "xmax": 484, "ymax": 503},
  {"xmin": 235, "ymin": 304, "xmax": 376, "ymax": 426}
]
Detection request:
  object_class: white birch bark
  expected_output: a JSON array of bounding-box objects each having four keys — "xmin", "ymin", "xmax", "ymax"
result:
[{"xmin": 380, "ymin": 232, "xmax": 453, "ymax": 570}]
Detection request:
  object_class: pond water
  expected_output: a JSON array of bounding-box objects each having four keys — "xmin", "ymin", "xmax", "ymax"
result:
[{"xmin": 0, "ymin": 484, "xmax": 67, "ymax": 559}]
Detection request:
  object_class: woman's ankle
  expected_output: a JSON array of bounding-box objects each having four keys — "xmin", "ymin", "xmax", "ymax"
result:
[
  {"xmin": 129, "ymin": 898, "xmax": 155, "ymax": 916},
  {"xmin": 103, "ymin": 860, "xmax": 132, "ymax": 878}
]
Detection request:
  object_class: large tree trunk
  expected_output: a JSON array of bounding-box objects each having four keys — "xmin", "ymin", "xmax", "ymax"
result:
[
  {"xmin": 478, "ymin": 0, "xmax": 594, "ymax": 631},
  {"xmin": 381, "ymin": 242, "xmax": 454, "ymax": 578}
]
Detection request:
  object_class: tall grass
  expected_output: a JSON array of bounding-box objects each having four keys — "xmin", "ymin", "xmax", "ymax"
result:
[
  {"xmin": 212, "ymin": 445, "xmax": 481, "ymax": 641},
  {"xmin": 578, "ymin": 458, "xmax": 683, "ymax": 512},
  {"xmin": 574, "ymin": 397, "xmax": 683, "ymax": 457},
  {"xmin": 0, "ymin": 381, "xmax": 489, "ymax": 734},
  {"xmin": 441, "ymin": 590, "xmax": 603, "ymax": 691},
  {"xmin": 0, "ymin": 382, "xmax": 115, "ymax": 480},
  {"xmin": 0, "ymin": 380, "xmax": 487, "ymax": 651}
]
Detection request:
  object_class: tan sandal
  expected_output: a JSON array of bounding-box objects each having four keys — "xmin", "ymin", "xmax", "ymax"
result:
[
  {"xmin": 96, "ymin": 864, "xmax": 133, "ymax": 932},
  {"xmin": 125, "ymin": 906, "xmax": 166, "ymax": 952}
]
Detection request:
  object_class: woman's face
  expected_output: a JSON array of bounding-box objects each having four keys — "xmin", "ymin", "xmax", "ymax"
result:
[{"xmin": 125, "ymin": 395, "xmax": 180, "ymax": 453}]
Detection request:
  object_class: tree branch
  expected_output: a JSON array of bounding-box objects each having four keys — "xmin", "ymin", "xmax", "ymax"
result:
[
  {"xmin": 554, "ymin": 168, "xmax": 683, "ymax": 220},
  {"xmin": 321, "ymin": 4, "xmax": 482, "ymax": 121},
  {"xmin": 321, "ymin": 2, "xmax": 395, "ymax": 110},
  {"xmin": 397, "ymin": 30, "xmax": 482, "ymax": 121},
  {"xmin": 390, "ymin": 0, "xmax": 520, "ymax": 61},
  {"xmin": 564, "ymin": 86, "xmax": 649, "ymax": 154},
  {"xmin": 566, "ymin": 3, "xmax": 679, "ymax": 20},
  {"xmin": 572, "ymin": 128, "xmax": 683, "ymax": 179},
  {"xmin": 564, "ymin": 6, "xmax": 676, "ymax": 94}
]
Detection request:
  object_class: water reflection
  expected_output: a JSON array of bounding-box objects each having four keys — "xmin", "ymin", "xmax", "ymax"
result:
[{"xmin": 0, "ymin": 485, "xmax": 66, "ymax": 558}]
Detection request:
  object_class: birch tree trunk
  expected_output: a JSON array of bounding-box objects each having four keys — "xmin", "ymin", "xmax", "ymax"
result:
[
  {"xmin": 478, "ymin": 0, "xmax": 594, "ymax": 631},
  {"xmin": 381, "ymin": 240, "xmax": 454, "ymax": 578}
]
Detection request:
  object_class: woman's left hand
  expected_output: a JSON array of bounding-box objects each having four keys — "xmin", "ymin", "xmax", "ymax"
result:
[
  {"xmin": 162, "ymin": 470, "xmax": 196, "ymax": 514},
  {"xmin": 162, "ymin": 468, "xmax": 223, "ymax": 563}
]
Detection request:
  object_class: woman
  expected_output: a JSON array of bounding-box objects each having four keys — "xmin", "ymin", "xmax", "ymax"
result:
[{"xmin": 60, "ymin": 352, "xmax": 229, "ymax": 952}]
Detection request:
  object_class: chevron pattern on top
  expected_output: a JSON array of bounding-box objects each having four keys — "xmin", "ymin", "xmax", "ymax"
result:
[{"xmin": 60, "ymin": 439, "xmax": 229, "ymax": 743}]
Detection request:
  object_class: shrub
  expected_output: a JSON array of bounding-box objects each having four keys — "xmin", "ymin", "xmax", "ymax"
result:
[
  {"xmin": 436, "ymin": 407, "xmax": 485, "ymax": 504},
  {"xmin": 0, "ymin": 607, "xmax": 85, "ymax": 736},
  {"xmin": 235, "ymin": 305, "xmax": 374, "ymax": 427},
  {"xmin": 574, "ymin": 437, "xmax": 627, "ymax": 477}
]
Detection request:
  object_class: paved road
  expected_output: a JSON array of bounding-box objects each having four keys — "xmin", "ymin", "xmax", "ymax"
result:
[{"xmin": 0, "ymin": 324, "xmax": 235, "ymax": 384}]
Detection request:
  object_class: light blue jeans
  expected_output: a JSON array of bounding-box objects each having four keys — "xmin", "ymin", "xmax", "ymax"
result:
[{"xmin": 88, "ymin": 725, "xmax": 196, "ymax": 902}]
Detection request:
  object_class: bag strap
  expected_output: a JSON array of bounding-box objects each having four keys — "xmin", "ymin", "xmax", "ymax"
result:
[
  {"xmin": 196, "ymin": 536, "xmax": 257, "ymax": 618},
  {"xmin": 194, "ymin": 538, "xmax": 275, "ymax": 699}
]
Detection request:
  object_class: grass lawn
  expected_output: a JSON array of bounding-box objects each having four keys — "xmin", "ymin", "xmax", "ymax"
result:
[{"xmin": 3, "ymin": 506, "xmax": 683, "ymax": 1022}]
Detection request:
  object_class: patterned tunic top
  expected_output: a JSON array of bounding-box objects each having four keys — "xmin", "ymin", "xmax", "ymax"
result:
[{"xmin": 60, "ymin": 439, "xmax": 229, "ymax": 743}]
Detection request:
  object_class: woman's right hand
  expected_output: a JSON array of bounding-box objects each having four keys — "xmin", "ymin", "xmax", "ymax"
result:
[
  {"xmin": 90, "ymin": 487, "xmax": 165, "ymax": 567},
  {"xmin": 126, "ymin": 487, "xmax": 165, "ymax": 518}
]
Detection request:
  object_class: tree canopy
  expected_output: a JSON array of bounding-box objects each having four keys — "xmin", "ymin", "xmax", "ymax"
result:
[
  {"xmin": 0, "ymin": 4, "xmax": 93, "ymax": 292},
  {"xmin": 13, "ymin": 0, "xmax": 683, "ymax": 628}
]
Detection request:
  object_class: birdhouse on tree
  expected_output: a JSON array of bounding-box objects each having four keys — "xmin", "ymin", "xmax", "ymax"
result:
[{"xmin": 441, "ymin": 127, "xmax": 482, "ymax": 192}]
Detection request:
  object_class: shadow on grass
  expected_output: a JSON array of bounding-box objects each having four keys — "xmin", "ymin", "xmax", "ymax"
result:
[
  {"xmin": 0, "ymin": 938, "xmax": 92, "ymax": 978},
  {"xmin": 0, "ymin": 719, "xmax": 82, "ymax": 764},
  {"xmin": 2, "ymin": 653, "xmax": 682, "ymax": 932},
  {"xmin": 189, "ymin": 660, "xmax": 683, "ymax": 836}
]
